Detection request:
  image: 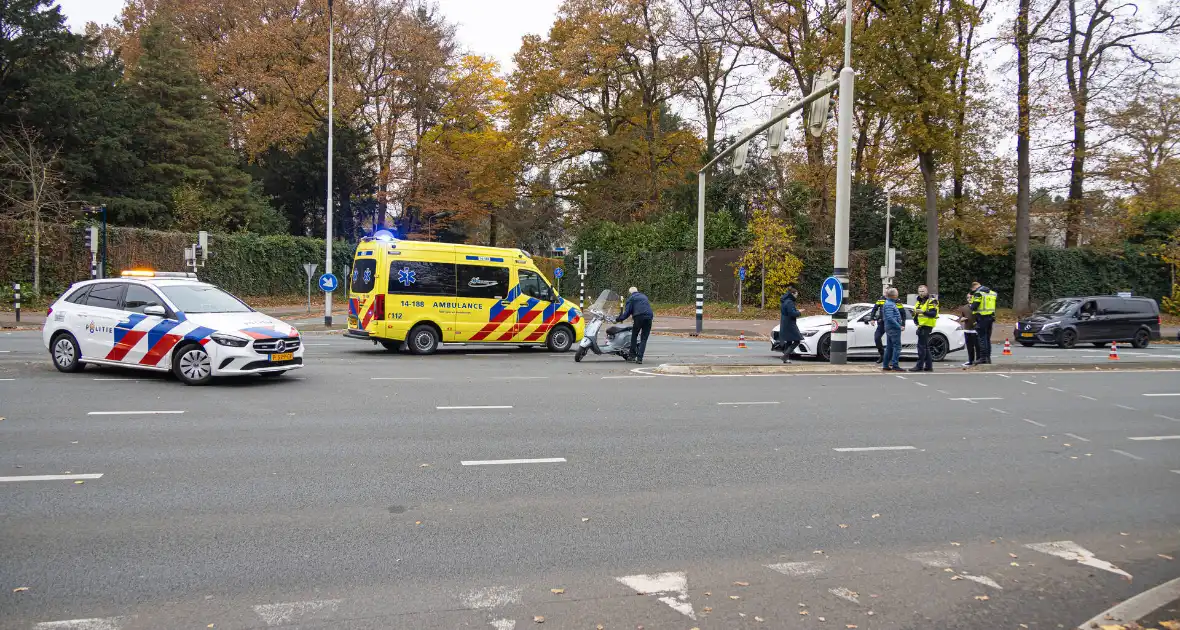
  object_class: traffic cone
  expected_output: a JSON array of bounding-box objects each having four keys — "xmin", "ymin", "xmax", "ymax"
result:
[
  {"xmin": 737, "ymin": 332, "xmax": 747, "ymax": 349},
  {"xmin": 1002, "ymin": 338, "xmax": 1012, "ymax": 356},
  {"xmin": 1109, "ymin": 341, "xmax": 1119, "ymax": 360}
]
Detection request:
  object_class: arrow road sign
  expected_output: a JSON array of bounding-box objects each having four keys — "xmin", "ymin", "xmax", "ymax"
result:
[
  {"xmin": 318, "ymin": 273, "xmax": 339, "ymax": 292},
  {"xmin": 554, "ymin": 267, "xmax": 564, "ymax": 279},
  {"xmin": 821, "ymin": 276, "xmax": 843, "ymax": 315},
  {"xmin": 739, "ymin": 267, "xmax": 746, "ymax": 281}
]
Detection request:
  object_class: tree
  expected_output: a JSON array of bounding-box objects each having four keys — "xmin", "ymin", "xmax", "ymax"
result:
[
  {"xmin": 1041, "ymin": 0, "xmax": 1180, "ymax": 247},
  {"xmin": 737, "ymin": 208, "xmax": 804, "ymax": 301},
  {"xmin": 0, "ymin": 123, "xmax": 67, "ymax": 294},
  {"xmin": 1097, "ymin": 83, "xmax": 1180, "ymax": 215}
]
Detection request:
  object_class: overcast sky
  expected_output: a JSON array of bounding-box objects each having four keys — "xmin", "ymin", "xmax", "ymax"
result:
[{"xmin": 52, "ymin": 0, "xmax": 564, "ymax": 72}]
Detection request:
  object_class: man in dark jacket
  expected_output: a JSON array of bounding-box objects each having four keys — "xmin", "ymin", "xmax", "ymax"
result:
[
  {"xmin": 882, "ymin": 288, "xmax": 903, "ymax": 371},
  {"xmin": 869, "ymin": 288, "xmax": 907, "ymax": 363},
  {"xmin": 617, "ymin": 286, "xmax": 654, "ymax": 364},
  {"xmin": 779, "ymin": 284, "xmax": 803, "ymax": 364}
]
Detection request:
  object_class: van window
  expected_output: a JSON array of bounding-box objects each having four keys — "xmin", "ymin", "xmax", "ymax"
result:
[
  {"xmin": 81, "ymin": 283, "xmax": 124, "ymax": 310},
  {"xmin": 351, "ymin": 259, "xmax": 378, "ymax": 294},
  {"xmin": 1125, "ymin": 298, "xmax": 1158, "ymax": 315},
  {"xmin": 1079, "ymin": 300, "xmax": 1098, "ymax": 317},
  {"xmin": 457, "ymin": 265, "xmax": 509, "ymax": 299},
  {"xmin": 518, "ymin": 270, "xmax": 553, "ymax": 302},
  {"xmin": 1097, "ymin": 297, "xmax": 1123, "ymax": 315},
  {"xmin": 388, "ymin": 261, "xmax": 456, "ymax": 296}
]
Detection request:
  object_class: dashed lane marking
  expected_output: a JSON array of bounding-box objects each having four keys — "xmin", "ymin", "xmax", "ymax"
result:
[
  {"xmin": 1079, "ymin": 395, "xmax": 1097, "ymax": 401},
  {"xmin": 833, "ymin": 446, "xmax": 917, "ymax": 452},
  {"xmin": 1143, "ymin": 392, "xmax": 1180, "ymax": 397},
  {"xmin": 437, "ymin": 405, "xmax": 513, "ymax": 410},
  {"xmin": 914, "ymin": 382, "xmax": 928, "ymax": 387},
  {"xmin": 1048, "ymin": 386, "xmax": 1065, "ymax": 392},
  {"xmin": 1127, "ymin": 435, "xmax": 1180, "ymax": 441},
  {"xmin": 34, "ymin": 619, "xmax": 123, "ymax": 630},
  {"xmin": 1025, "ymin": 541, "xmax": 1132, "ymax": 579},
  {"xmin": 371, "ymin": 377, "xmax": 431, "ymax": 381},
  {"xmin": 1023, "ymin": 419, "xmax": 1047, "ymax": 427},
  {"xmin": 1157, "ymin": 414, "xmax": 1180, "ymax": 422},
  {"xmin": 253, "ymin": 599, "xmax": 343, "ymax": 626},
  {"xmin": 765, "ymin": 561, "xmax": 826, "ymax": 577},
  {"xmin": 989, "ymin": 407, "xmax": 1009, "ymax": 414},
  {"xmin": 461, "ymin": 458, "xmax": 566, "ymax": 466},
  {"xmin": 1115, "ymin": 404, "xmax": 1137, "ymax": 411},
  {"xmin": 1110, "ymin": 449, "xmax": 1145, "ymax": 461},
  {"xmin": 949, "ymin": 397, "xmax": 1003, "ymax": 403},
  {"xmin": 717, "ymin": 401, "xmax": 780, "ymax": 406},
  {"xmin": 1023, "ymin": 380, "xmax": 1038, "ymax": 385},
  {"xmin": 1064, "ymin": 433, "xmax": 1091, "ymax": 442},
  {"xmin": 87, "ymin": 410, "xmax": 182, "ymax": 415},
  {"xmin": 0, "ymin": 473, "xmax": 103, "ymax": 482}
]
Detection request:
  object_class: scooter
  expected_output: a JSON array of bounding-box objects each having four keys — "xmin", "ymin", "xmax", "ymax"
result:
[{"xmin": 574, "ymin": 289, "xmax": 634, "ymax": 363}]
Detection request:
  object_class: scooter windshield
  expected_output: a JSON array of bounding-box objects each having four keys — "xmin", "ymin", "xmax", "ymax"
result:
[{"xmin": 588, "ymin": 289, "xmax": 620, "ymax": 316}]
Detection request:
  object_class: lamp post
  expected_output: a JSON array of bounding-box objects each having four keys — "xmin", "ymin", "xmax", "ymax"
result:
[{"xmin": 323, "ymin": 0, "xmax": 336, "ymax": 327}]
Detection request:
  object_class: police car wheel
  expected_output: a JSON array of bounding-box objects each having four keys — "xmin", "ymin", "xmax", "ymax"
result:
[
  {"xmin": 51, "ymin": 332, "xmax": 84, "ymax": 373},
  {"xmin": 173, "ymin": 343, "xmax": 213, "ymax": 385},
  {"xmin": 408, "ymin": 325, "xmax": 439, "ymax": 355},
  {"xmin": 546, "ymin": 326, "xmax": 573, "ymax": 352},
  {"xmin": 929, "ymin": 333, "xmax": 948, "ymax": 361}
]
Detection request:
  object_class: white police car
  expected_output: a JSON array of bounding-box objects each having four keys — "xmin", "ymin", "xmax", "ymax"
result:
[{"xmin": 42, "ymin": 271, "xmax": 304, "ymax": 385}]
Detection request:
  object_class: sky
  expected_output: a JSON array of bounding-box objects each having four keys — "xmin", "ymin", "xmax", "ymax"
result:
[{"xmin": 52, "ymin": 0, "xmax": 564, "ymax": 72}]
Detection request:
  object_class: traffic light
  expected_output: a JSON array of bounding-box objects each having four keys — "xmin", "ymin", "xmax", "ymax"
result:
[{"xmin": 83, "ymin": 226, "xmax": 92, "ymax": 252}]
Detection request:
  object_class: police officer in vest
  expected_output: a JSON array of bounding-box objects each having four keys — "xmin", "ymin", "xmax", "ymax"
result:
[
  {"xmin": 869, "ymin": 288, "xmax": 907, "ymax": 364},
  {"xmin": 970, "ymin": 281, "xmax": 998, "ymax": 364},
  {"xmin": 908, "ymin": 285, "xmax": 939, "ymax": 372}
]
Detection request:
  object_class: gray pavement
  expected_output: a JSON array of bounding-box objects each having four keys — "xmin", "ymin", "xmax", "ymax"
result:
[{"xmin": 2, "ymin": 330, "xmax": 1179, "ymax": 629}]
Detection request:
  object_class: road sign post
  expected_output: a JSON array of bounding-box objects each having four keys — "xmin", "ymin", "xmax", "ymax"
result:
[
  {"xmin": 738, "ymin": 267, "xmax": 746, "ymax": 314},
  {"xmin": 554, "ymin": 267, "xmax": 563, "ymax": 295},
  {"xmin": 302, "ymin": 264, "xmax": 318, "ymax": 313}
]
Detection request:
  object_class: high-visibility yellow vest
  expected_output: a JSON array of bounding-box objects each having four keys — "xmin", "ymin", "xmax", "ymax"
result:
[
  {"xmin": 915, "ymin": 297, "xmax": 940, "ymax": 327},
  {"xmin": 973, "ymin": 290, "xmax": 997, "ymax": 316}
]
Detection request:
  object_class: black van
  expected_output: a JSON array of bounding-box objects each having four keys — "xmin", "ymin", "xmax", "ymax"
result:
[{"xmin": 1014, "ymin": 296, "xmax": 1161, "ymax": 348}]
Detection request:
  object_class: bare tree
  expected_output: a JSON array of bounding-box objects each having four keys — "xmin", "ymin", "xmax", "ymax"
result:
[
  {"xmin": 1042, "ymin": 0, "xmax": 1180, "ymax": 246},
  {"xmin": 0, "ymin": 123, "xmax": 69, "ymax": 294}
]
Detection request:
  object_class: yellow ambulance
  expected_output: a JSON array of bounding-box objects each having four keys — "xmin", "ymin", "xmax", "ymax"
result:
[{"xmin": 343, "ymin": 233, "xmax": 583, "ymax": 355}]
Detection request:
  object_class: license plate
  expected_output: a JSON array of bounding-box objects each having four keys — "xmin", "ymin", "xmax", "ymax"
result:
[
  {"xmin": 1020, "ymin": 332, "xmax": 1034, "ymax": 338},
  {"xmin": 270, "ymin": 352, "xmax": 294, "ymax": 361},
  {"xmin": 348, "ymin": 316, "xmax": 358, "ymax": 327}
]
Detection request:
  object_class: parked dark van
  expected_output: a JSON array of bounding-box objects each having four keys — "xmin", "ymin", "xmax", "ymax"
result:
[{"xmin": 1014, "ymin": 296, "xmax": 1160, "ymax": 348}]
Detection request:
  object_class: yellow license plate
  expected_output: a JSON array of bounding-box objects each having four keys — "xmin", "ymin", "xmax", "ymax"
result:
[
  {"xmin": 1020, "ymin": 332, "xmax": 1034, "ymax": 338},
  {"xmin": 348, "ymin": 316, "xmax": 358, "ymax": 327},
  {"xmin": 270, "ymin": 352, "xmax": 294, "ymax": 361}
]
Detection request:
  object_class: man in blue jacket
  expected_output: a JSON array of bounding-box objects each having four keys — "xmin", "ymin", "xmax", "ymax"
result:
[
  {"xmin": 881, "ymin": 288, "xmax": 903, "ymax": 371},
  {"xmin": 617, "ymin": 286, "xmax": 654, "ymax": 364}
]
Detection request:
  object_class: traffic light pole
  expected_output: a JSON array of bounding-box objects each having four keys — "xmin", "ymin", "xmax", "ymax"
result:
[
  {"xmin": 323, "ymin": 0, "xmax": 335, "ymax": 328},
  {"xmin": 829, "ymin": 0, "xmax": 855, "ymax": 365}
]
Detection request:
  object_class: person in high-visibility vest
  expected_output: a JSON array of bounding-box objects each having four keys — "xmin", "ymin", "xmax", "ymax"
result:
[
  {"xmin": 908, "ymin": 285, "xmax": 940, "ymax": 372},
  {"xmin": 970, "ymin": 281, "xmax": 998, "ymax": 364}
]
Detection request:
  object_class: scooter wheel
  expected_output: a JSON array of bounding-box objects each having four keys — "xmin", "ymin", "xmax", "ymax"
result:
[{"xmin": 574, "ymin": 347, "xmax": 587, "ymax": 363}]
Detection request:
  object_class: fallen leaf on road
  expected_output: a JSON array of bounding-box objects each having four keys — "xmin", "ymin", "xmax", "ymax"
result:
[
  {"xmin": 733, "ymin": 581, "xmax": 749, "ymax": 587},
  {"xmin": 818, "ymin": 617, "xmax": 826, "ymax": 622},
  {"xmin": 1009, "ymin": 553, "xmax": 1018, "ymax": 558},
  {"xmin": 755, "ymin": 616, "xmax": 765, "ymax": 622},
  {"xmin": 533, "ymin": 615, "xmax": 544, "ymax": 623},
  {"xmin": 950, "ymin": 575, "xmax": 963, "ymax": 581},
  {"xmin": 73, "ymin": 480, "xmax": 84, "ymax": 485},
  {"xmin": 704, "ymin": 592, "xmax": 711, "ymax": 596},
  {"xmin": 598, "ymin": 626, "xmax": 606, "ymax": 630},
  {"xmin": 870, "ymin": 594, "xmax": 879, "ymax": 598},
  {"xmin": 1064, "ymin": 443, "xmax": 1071, "ymax": 447},
  {"xmin": 950, "ymin": 542, "xmax": 961, "ymax": 546},
  {"xmin": 739, "ymin": 613, "xmax": 747, "ymax": 618},
  {"xmin": 415, "ymin": 521, "xmax": 422, "ymax": 525},
  {"xmin": 1099, "ymin": 625, "xmax": 1126, "ymax": 630},
  {"xmin": 12, "ymin": 587, "xmax": 28, "ymax": 593},
  {"xmin": 867, "ymin": 611, "xmax": 874, "ymax": 616},
  {"xmin": 974, "ymin": 595, "xmax": 990, "ymax": 601},
  {"xmin": 581, "ymin": 517, "xmax": 590, "ymax": 522},
  {"xmin": 1011, "ymin": 562, "xmax": 1020, "ymax": 567},
  {"xmin": 729, "ymin": 595, "xmax": 741, "ymax": 600},
  {"xmin": 813, "ymin": 550, "xmax": 824, "ymax": 555},
  {"xmin": 799, "ymin": 610, "xmax": 809, "ymax": 615},
  {"xmin": 702, "ymin": 607, "xmax": 712, "ymax": 613},
  {"xmin": 839, "ymin": 524, "xmax": 849, "ymax": 528},
  {"xmin": 944, "ymin": 568, "xmax": 955, "ymax": 573},
  {"xmin": 419, "ymin": 463, "xmax": 430, "ymax": 468},
  {"xmin": 846, "ymin": 625, "xmax": 858, "ymax": 629},
  {"xmin": 1159, "ymin": 554, "xmax": 1174, "ymax": 560},
  {"xmin": 207, "ymin": 625, "xmax": 214, "ymax": 628},
  {"xmin": 1159, "ymin": 621, "xmax": 1180, "ymax": 630},
  {"xmin": 550, "ymin": 588, "xmax": 565, "ymax": 594},
  {"xmin": 872, "ymin": 513, "xmax": 880, "ymax": 518},
  {"xmin": 1120, "ymin": 532, "xmax": 1129, "ymax": 536}
]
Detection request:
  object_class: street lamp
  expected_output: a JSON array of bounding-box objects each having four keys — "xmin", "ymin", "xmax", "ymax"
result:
[{"xmin": 324, "ymin": 0, "xmax": 335, "ymax": 327}]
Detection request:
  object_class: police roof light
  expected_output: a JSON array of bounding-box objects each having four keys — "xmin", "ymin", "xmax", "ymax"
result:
[{"xmin": 121, "ymin": 270, "xmax": 199, "ymax": 278}]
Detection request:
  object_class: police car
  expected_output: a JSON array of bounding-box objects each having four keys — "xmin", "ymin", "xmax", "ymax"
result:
[{"xmin": 42, "ymin": 271, "xmax": 304, "ymax": 385}]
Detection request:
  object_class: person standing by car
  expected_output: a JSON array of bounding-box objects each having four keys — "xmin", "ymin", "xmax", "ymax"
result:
[
  {"xmin": 970, "ymin": 281, "xmax": 997, "ymax": 364},
  {"xmin": 882, "ymin": 288, "xmax": 903, "ymax": 371},
  {"xmin": 958, "ymin": 295, "xmax": 978, "ymax": 367},
  {"xmin": 616, "ymin": 286, "xmax": 653, "ymax": 364},
  {"xmin": 869, "ymin": 288, "xmax": 907, "ymax": 363},
  {"xmin": 779, "ymin": 284, "xmax": 803, "ymax": 364},
  {"xmin": 908, "ymin": 285, "xmax": 939, "ymax": 372}
]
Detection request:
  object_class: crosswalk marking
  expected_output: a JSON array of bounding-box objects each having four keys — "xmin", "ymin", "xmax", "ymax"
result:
[
  {"xmin": 34, "ymin": 619, "xmax": 123, "ymax": 630},
  {"xmin": 1025, "ymin": 541, "xmax": 1132, "ymax": 579},
  {"xmin": 616, "ymin": 571, "xmax": 695, "ymax": 620},
  {"xmin": 252, "ymin": 599, "xmax": 342, "ymax": 626},
  {"xmin": 766, "ymin": 561, "xmax": 826, "ymax": 577}
]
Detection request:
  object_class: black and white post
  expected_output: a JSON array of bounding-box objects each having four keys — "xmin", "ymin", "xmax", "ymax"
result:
[
  {"xmin": 323, "ymin": 0, "xmax": 335, "ymax": 328},
  {"xmin": 829, "ymin": 0, "xmax": 856, "ymax": 365},
  {"xmin": 87, "ymin": 225, "xmax": 98, "ymax": 279},
  {"xmin": 12, "ymin": 283, "xmax": 19, "ymax": 323},
  {"xmin": 577, "ymin": 250, "xmax": 589, "ymax": 308}
]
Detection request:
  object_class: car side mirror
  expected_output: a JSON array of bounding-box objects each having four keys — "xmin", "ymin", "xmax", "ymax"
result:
[{"xmin": 143, "ymin": 304, "xmax": 166, "ymax": 317}]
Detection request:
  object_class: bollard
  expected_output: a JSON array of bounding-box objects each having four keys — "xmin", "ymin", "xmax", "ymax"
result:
[{"xmin": 13, "ymin": 283, "xmax": 20, "ymax": 323}]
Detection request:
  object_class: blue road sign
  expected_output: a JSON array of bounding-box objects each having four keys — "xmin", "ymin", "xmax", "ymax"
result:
[
  {"xmin": 318, "ymin": 273, "xmax": 339, "ymax": 292},
  {"xmin": 554, "ymin": 267, "xmax": 564, "ymax": 279},
  {"xmin": 820, "ymin": 276, "xmax": 843, "ymax": 315},
  {"xmin": 739, "ymin": 267, "xmax": 747, "ymax": 281}
]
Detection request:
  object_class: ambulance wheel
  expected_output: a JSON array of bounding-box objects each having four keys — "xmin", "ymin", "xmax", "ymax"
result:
[
  {"xmin": 546, "ymin": 325, "xmax": 574, "ymax": 352},
  {"xmin": 51, "ymin": 332, "xmax": 84, "ymax": 373},
  {"xmin": 408, "ymin": 325, "xmax": 439, "ymax": 355},
  {"xmin": 172, "ymin": 342, "xmax": 213, "ymax": 386},
  {"xmin": 380, "ymin": 340, "xmax": 402, "ymax": 352},
  {"xmin": 574, "ymin": 347, "xmax": 587, "ymax": 363}
]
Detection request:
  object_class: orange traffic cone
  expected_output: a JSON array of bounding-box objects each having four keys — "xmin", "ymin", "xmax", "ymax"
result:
[
  {"xmin": 1109, "ymin": 341, "xmax": 1119, "ymax": 360},
  {"xmin": 1002, "ymin": 339, "xmax": 1012, "ymax": 355},
  {"xmin": 737, "ymin": 332, "xmax": 747, "ymax": 349}
]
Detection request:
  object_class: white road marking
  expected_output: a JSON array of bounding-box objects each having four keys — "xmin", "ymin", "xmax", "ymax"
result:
[
  {"xmin": 615, "ymin": 571, "xmax": 695, "ymax": 620},
  {"xmin": 914, "ymin": 382, "xmax": 928, "ymax": 387},
  {"xmin": 1128, "ymin": 435, "xmax": 1180, "ymax": 441},
  {"xmin": 371, "ymin": 377, "xmax": 432, "ymax": 381},
  {"xmin": 489, "ymin": 620, "xmax": 516, "ymax": 630},
  {"xmin": 1172, "ymin": 470, "xmax": 1180, "ymax": 475},
  {"xmin": 995, "ymin": 374, "xmax": 1010, "ymax": 378},
  {"xmin": 906, "ymin": 550, "xmax": 960, "ymax": 568},
  {"xmin": 828, "ymin": 587, "xmax": 860, "ymax": 604},
  {"xmin": 1064, "ymin": 433, "xmax": 1091, "ymax": 442},
  {"xmin": 34, "ymin": 619, "xmax": 123, "ymax": 630},
  {"xmin": 0, "ymin": 473, "xmax": 103, "ymax": 482},
  {"xmin": 252, "ymin": 599, "xmax": 343, "ymax": 626},
  {"xmin": 1157, "ymin": 414, "xmax": 1180, "ymax": 422},
  {"xmin": 1110, "ymin": 449, "xmax": 1144, "ymax": 461},
  {"xmin": 1024, "ymin": 541, "xmax": 1132, "ymax": 579},
  {"xmin": 1048, "ymin": 387, "xmax": 1065, "ymax": 392},
  {"xmin": 87, "ymin": 410, "xmax": 183, "ymax": 415},
  {"xmin": 936, "ymin": 389, "xmax": 950, "ymax": 394},
  {"xmin": 1143, "ymin": 392, "xmax": 1180, "ymax": 397},
  {"xmin": 962, "ymin": 574, "xmax": 1003, "ymax": 589},
  {"xmin": 1115, "ymin": 404, "xmax": 1137, "ymax": 411},
  {"xmin": 1022, "ymin": 419, "xmax": 1047, "ymax": 427},
  {"xmin": 949, "ymin": 397, "xmax": 1003, "ymax": 403},
  {"xmin": 833, "ymin": 446, "xmax": 917, "ymax": 452},
  {"xmin": 1023, "ymin": 380, "xmax": 1037, "ymax": 385},
  {"xmin": 437, "ymin": 405, "xmax": 513, "ymax": 410},
  {"xmin": 895, "ymin": 374, "xmax": 908, "ymax": 380},
  {"xmin": 1076, "ymin": 576, "xmax": 1180, "ymax": 629},
  {"xmin": 766, "ymin": 561, "xmax": 826, "ymax": 577},
  {"xmin": 0, "ymin": 378, "xmax": 14, "ymax": 381},
  {"xmin": 1079, "ymin": 395, "xmax": 1097, "ymax": 401},
  {"xmin": 601, "ymin": 375, "xmax": 656, "ymax": 379},
  {"xmin": 989, "ymin": 407, "xmax": 1009, "ymax": 414},
  {"xmin": 460, "ymin": 586, "xmax": 522, "ymax": 610},
  {"xmin": 496, "ymin": 376, "xmax": 549, "ymax": 380},
  {"xmin": 461, "ymin": 458, "xmax": 566, "ymax": 466},
  {"xmin": 717, "ymin": 401, "xmax": 780, "ymax": 406}
]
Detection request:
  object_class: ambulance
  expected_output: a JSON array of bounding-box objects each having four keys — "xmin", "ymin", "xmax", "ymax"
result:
[{"xmin": 343, "ymin": 232, "xmax": 583, "ymax": 355}]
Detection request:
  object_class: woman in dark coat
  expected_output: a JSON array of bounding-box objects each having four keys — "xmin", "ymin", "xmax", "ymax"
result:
[{"xmin": 779, "ymin": 284, "xmax": 803, "ymax": 363}]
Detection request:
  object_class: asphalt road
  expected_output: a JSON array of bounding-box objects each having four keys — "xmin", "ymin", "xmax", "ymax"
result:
[{"xmin": 2, "ymin": 330, "xmax": 1179, "ymax": 629}]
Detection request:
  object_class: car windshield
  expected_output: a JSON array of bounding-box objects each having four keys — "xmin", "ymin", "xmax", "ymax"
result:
[
  {"xmin": 1035, "ymin": 299, "xmax": 1078, "ymax": 315},
  {"xmin": 159, "ymin": 284, "xmax": 252, "ymax": 314}
]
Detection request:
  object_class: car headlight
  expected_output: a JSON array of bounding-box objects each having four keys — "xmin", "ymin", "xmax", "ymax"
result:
[
  {"xmin": 211, "ymin": 333, "xmax": 249, "ymax": 347},
  {"xmin": 1040, "ymin": 322, "xmax": 1058, "ymax": 332},
  {"xmin": 803, "ymin": 329, "xmax": 820, "ymax": 337}
]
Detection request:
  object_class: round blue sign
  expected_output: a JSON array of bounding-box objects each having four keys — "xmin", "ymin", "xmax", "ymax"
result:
[
  {"xmin": 820, "ymin": 276, "xmax": 843, "ymax": 315},
  {"xmin": 318, "ymin": 273, "xmax": 339, "ymax": 292},
  {"xmin": 739, "ymin": 267, "xmax": 747, "ymax": 281},
  {"xmin": 554, "ymin": 267, "xmax": 564, "ymax": 279}
]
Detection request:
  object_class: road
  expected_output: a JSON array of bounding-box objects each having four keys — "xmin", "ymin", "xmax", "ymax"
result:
[{"xmin": 2, "ymin": 330, "xmax": 1179, "ymax": 629}]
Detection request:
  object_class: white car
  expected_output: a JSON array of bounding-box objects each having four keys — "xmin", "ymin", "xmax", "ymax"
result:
[
  {"xmin": 42, "ymin": 271, "xmax": 304, "ymax": 385},
  {"xmin": 771, "ymin": 302, "xmax": 966, "ymax": 361}
]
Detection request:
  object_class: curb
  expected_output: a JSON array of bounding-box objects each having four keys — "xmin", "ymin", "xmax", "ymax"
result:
[
  {"xmin": 1077, "ymin": 576, "xmax": 1180, "ymax": 629},
  {"xmin": 652, "ymin": 362, "xmax": 1180, "ymax": 376}
]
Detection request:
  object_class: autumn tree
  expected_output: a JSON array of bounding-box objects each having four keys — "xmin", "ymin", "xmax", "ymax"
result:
[
  {"xmin": 1097, "ymin": 83, "xmax": 1180, "ymax": 217},
  {"xmin": 0, "ymin": 123, "xmax": 67, "ymax": 294}
]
